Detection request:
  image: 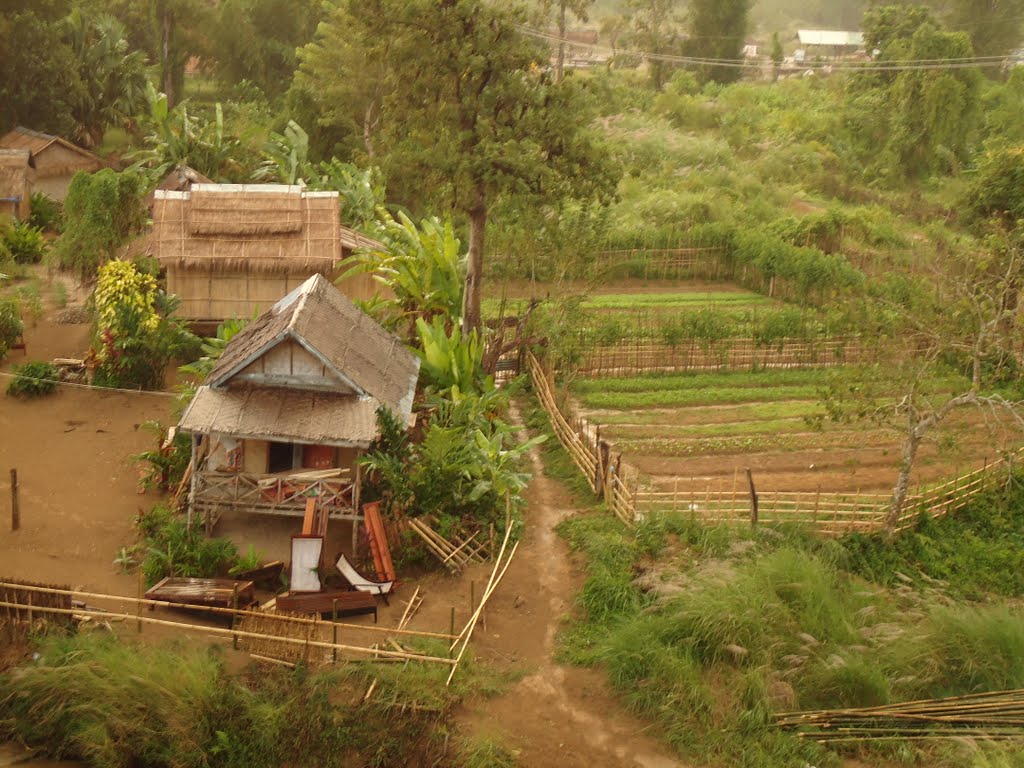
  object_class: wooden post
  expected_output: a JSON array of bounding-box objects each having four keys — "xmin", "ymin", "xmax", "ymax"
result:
[
  {"xmin": 746, "ymin": 468, "xmax": 758, "ymax": 528},
  {"xmin": 448, "ymin": 607, "xmax": 456, "ymax": 658},
  {"xmin": 136, "ymin": 570, "xmax": 144, "ymax": 634},
  {"xmin": 231, "ymin": 585, "xmax": 239, "ymax": 649},
  {"xmin": 353, "ymin": 459, "xmax": 363, "ymax": 556},
  {"xmin": 332, "ymin": 599, "xmax": 338, "ymax": 663},
  {"xmin": 9, "ymin": 469, "xmax": 18, "ymax": 532},
  {"xmin": 813, "ymin": 485, "xmax": 821, "ymax": 529},
  {"xmin": 596, "ymin": 438, "xmax": 610, "ymax": 500},
  {"xmin": 731, "ymin": 468, "xmax": 738, "ymax": 517},
  {"xmin": 26, "ymin": 591, "xmax": 32, "ymax": 626}
]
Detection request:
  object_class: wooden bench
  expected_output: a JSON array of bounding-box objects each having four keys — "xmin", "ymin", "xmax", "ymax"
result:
[{"xmin": 276, "ymin": 590, "xmax": 378, "ymax": 622}]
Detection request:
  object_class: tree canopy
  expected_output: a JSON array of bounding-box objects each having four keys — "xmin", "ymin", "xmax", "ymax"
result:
[{"xmin": 298, "ymin": 0, "xmax": 619, "ymax": 331}]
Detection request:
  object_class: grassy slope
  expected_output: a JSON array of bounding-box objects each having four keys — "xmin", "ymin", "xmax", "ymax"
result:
[{"xmin": 530, "ymin": 390, "xmax": 1024, "ymax": 767}]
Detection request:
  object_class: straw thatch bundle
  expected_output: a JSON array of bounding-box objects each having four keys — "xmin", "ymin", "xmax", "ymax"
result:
[{"xmin": 152, "ymin": 184, "xmax": 340, "ymax": 275}]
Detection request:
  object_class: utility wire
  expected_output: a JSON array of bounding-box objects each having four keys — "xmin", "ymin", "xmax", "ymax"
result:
[
  {"xmin": 0, "ymin": 369, "xmax": 180, "ymax": 397},
  {"xmin": 515, "ymin": 24, "xmax": 1013, "ymax": 72}
]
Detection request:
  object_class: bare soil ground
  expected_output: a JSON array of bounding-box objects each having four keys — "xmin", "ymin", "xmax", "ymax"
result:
[
  {"xmin": 455, "ymin": 439, "xmax": 687, "ymax": 768},
  {"xmin": 0, "ymin": 283, "xmax": 689, "ymax": 766}
]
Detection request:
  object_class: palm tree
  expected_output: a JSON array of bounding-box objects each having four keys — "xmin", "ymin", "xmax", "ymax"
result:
[{"xmin": 65, "ymin": 9, "xmax": 148, "ymax": 149}]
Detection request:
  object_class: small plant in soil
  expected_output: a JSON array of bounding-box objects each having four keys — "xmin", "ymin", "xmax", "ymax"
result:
[{"xmin": 6, "ymin": 361, "xmax": 59, "ymax": 398}]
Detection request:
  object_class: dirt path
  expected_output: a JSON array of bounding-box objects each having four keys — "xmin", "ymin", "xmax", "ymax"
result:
[{"xmin": 456, "ymin": 418, "xmax": 689, "ymax": 768}]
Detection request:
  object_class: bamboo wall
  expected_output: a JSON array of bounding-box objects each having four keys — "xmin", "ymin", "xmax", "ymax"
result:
[
  {"xmin": 576, "ymin": 337, "xmax": 870, "ymax": 377},
  {"xmin": 167, "ymin": 267, "xmax": 386, "ymax": 321}
]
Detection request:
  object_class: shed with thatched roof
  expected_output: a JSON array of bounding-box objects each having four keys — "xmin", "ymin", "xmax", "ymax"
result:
[
  {"xmin": 0, "ymin": 150, "xmax": 34, "ymax": 221},
  {"xmin": 150, "ymin": 183, "xmax": 387, "ymax": 322},
  {"xmin": 0, "ymin": 127, "xmax": 104, "ymax": 201},
  {"xmin": 178, "ymin": 273, "xmax": 420, "ymax": 546}
]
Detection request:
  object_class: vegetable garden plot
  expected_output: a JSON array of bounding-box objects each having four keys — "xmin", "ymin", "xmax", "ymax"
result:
[
  {"xmin": 530, "ymin": 352, "xmax": 1021, "ymax": 535},
  {"xmin": 575, "ymin": 368, "xmax": 1008, "ymax": 497}
]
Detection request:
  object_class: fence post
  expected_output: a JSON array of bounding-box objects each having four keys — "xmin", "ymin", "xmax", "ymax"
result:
[
  {"xmin": 746, "ymin": 468, "xmax": 759, "ymax": 528},
  {"xmin": 231, "ymin": 585, "xmax": 239, "ymax": 649},
  {"xmin": 10, "ymin": 469, "xmax": 19, "ymax": 532},
  {"xmin": 597, "ymin": 440, "xmax": 610, "ymax": 501},
  {"xmin": 332, "ymin": 599, "xmax": 338, "ymax": 663},
  {"xmin": 137, "ymin": 571, "xmax": 144, "ymax": 634}
]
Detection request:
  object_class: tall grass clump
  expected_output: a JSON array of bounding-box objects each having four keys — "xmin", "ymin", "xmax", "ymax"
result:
[
  {"xmin": 842, "ymin": 474, "xmax": 1024, "ymax": 599},
  {"xmin": 0, "ymin": 632, "xmax": 457, "ymax": 768}
]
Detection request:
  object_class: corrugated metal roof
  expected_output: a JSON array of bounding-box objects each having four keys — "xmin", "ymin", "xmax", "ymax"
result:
[
  {"xmin": 797, "ymin": 30, "xmax": 864, "ymax": 47},
  {"xmin": 179, "ymin": 385, "xmax": 380, "ymax": 446}
]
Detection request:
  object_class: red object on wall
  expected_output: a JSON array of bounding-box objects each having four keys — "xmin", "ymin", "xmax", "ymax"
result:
[{"xmin": 302, "ymin": 444, "xmax": 334, "ymax": 469}]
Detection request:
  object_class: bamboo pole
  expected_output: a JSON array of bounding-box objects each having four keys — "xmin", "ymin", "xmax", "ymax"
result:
[
  {"xmin": 0, "ymin": 600, "xmax": 456, "ymax": 665},
  {"xmin": 446, "ymin": 539, "xmax": 520, "ymax": 687},
  {"xmin": 0, "ymin": 581, "xmax": 457, "ymax": 640}
]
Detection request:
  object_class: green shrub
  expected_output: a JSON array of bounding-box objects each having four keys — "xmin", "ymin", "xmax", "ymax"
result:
[
  {"xmin": 2, "ymin": 219, "xmax": 47, "ymax": 264},
  {"xmin": 6, "ymin": 361, "xmax": 59, "ymax": 398},
  {"xmin": 54, "ymin": 169, "xmax": 147, "ymax": 277},
  {"xmin": 0, "ymin": 297, "xmax": 24, "ymax": 359},
  {"xmin": 136, "ymin": 504, "xmax": 239, "ymax": 588},
  {"xmin": 27, "ymin": 192, "xmax": 62, "ymax": 232},
  {"xmin": 0, "ymin": 633, "xmax": 436, "ymax": 768}
]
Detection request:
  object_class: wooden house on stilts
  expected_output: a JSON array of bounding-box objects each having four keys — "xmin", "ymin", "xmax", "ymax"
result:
[
  {"xmin": 149, "ymin": 183, "xmax": 386, "ymax": 323},
  {"xmin": 177, "ymin": 273, "xmax": 419, "ymax": 550}
]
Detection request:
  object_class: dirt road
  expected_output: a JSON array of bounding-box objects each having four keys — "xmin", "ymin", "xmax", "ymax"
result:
[{"xmin": 456, "ymin": 426, "xmax": 688, "ymax": 768}]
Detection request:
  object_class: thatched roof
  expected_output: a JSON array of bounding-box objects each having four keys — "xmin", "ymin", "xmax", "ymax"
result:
[
  {"xmin": 150, "ymin": 183, "xmax": 385, "ymax": 276},
  {"xmin": 0, "ymin": 127, "xmax": 103, "ymax": 167},
  {"xmin": 187, "ymin": 274, "xmax": 419, "ymax": 445},
  {"xmin": 0, "ymin": 150, "xmax": 33, "ymax": 201},
  {"xmin": 178, "ymin": 385, "xmax": 379, "ymax": 447}
]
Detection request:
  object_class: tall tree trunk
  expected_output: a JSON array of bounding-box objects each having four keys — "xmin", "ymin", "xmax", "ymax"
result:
[
  {"xmin": 462, "ymin": 184, "xmax": 487, "ymax": 333},
  {"xmin": 886, "ymin": 431, "xmax": 921, "ymax": 536},
  {"xmin": 159, "ymin": 1, "xmax": 176, "ymax": 109},
  {"xmin": 556, "ymin": 1, "xmax": 567, "ymax": 84}
]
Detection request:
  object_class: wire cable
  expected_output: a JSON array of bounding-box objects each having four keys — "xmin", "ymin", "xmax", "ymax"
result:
[
  {"xmin": 514, "ymin": 24, "xmax": 1014, "ymax": 72},
  {"xmin": 0, "ymin": 369, "xmax": 180, "ymax": 397}
]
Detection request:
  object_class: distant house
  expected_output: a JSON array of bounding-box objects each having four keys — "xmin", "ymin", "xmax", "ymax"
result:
[
  {"xmin": 796, "ymin": 30, "xmax": 864, "ymax": 57},
  {"xmin": 0, "ymin": 150, "xmax": 34, "ymax": 221},
  {"xmin": 0, "ymin": 127, "xmax": 105, "ymax": 201},
  {"xmin": 178, "ymin": 273, "xmax": 420, "ymax": 544},
  {"xmin": 150, "ymin": 183, "xmax": 387, "ymax": 323}
]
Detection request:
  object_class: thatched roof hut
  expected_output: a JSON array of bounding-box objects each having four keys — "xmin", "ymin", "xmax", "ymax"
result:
[
  {"xmin": 177, "ymin": 274, "xmax": 420, "ymax": 540},
  {"xmin": 180, "ymin": 272, "xmax": 420, "ymax": 446},
  {"xmin": 0, "ymin": 127, "xmax": 104, "ymax": 201},
  {"xmin": 0, "ymin": 150, "xmax": 34, "ymax": 221},
  {"xmin": 151, "ymin": 183, "xmax": 387, "ymax": 322}
]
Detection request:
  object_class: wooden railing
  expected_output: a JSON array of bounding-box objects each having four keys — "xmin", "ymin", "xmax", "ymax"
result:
[
  {"xmin": 191, "ymin": 471, "xmax": 357, "ymax": 520},
  {"xmin": 527, "ymin": 351, "xmax": 1020, "ymax": 537}
]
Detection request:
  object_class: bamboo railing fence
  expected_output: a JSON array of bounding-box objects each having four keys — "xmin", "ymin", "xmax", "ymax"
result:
[
  {"xmin": 0, "ymin": 580, "xmax": 457, "ymax": 668},
  {"xmin": 575, "ymin": 336, "xmax": 870, "ymax": 377},
  {"xmin": 527, "ymin": 352, "xmax": 1018, "ymax": 536}
]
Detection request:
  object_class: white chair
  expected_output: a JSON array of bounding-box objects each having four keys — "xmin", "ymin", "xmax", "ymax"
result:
[{"xmin": 336, "ymin": 553, "xmax": 393, "ymax": 603}]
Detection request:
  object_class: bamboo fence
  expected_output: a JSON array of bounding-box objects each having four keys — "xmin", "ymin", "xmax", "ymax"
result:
[
  {"xmin": 527, "ymin": 352, "xmax": 1019, "ymax": 536},
  {"xmin": 0, "ymin": 580, "xmax": 458, "ymax": 667},
  {"xmin": 576, "ymin": 336, "xmax": 870, "ymax": 378}
]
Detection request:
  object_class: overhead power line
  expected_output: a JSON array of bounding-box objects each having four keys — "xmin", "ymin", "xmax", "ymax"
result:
[{"xmin": 514, "ymin": 24, "xmax": 1013, "ymax": 72}]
